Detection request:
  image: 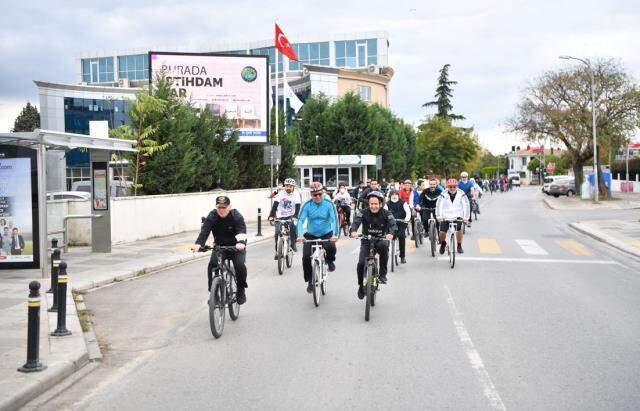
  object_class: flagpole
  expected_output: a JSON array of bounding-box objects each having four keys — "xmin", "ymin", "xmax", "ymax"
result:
[
  {"xmin": 275, "ymin": 47, "xmax": 279, "ymax": 147},
  {"xmin": 283, "ymin": 55, "xmax": 288, "ymax": 134}
]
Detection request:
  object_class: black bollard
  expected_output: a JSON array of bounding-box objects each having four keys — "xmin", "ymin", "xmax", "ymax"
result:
[
  {"xmin": 48, "ymin": 252, "xmax": 61, "ymax": 312},
  {"xmin": 18, "ymin": 281, "xmax": 47, "ymax": 373},
  {"xmin": 256, "ymin": 208, "xmax": 263, "ymax": 237},
  {"xmin": 51, "ymin": 262, "xmax": 71, "ymax": 337},
  {"xmin": 47, "ymin": 238, "xmax": 59, "ymax": 294}
]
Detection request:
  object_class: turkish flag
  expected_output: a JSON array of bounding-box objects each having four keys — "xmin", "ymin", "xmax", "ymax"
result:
[{"xmin": 275, "ymin": 24, "xmax": 299, "ymax": 62}]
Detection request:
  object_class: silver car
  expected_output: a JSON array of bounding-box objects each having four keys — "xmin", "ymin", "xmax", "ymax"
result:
[{"xmin": 548, "ymin": 178, "xmax": 576, "ymax": 197}]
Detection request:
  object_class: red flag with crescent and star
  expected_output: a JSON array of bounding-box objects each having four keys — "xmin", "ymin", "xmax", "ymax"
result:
[{"xmin": 275, "ymin": 24, "xmax": 299, "ymax": 62}]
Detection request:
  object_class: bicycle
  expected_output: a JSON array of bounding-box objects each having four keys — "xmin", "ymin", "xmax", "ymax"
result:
[
  {"xmin": 470, "ymin": 199, "xmax": 479, "ymax": 221},
  {"xmin": 274, "ymin": 218, "xmax": 294, "ymax": 275},
  {"xmin": 412, "ymin": 211, "xmax": 424, "ymax": 248},
  {"xmin": 390, "ymin": 235, "xmax": 400, "ymax": 272},
  {"xmin": 304, "ymin": 239, "xmax": 330, "ymax": 307},
  {"xmin": 335, "ymin": 202, "xmax": 351, "ymax": 238},
  {"xmin": 442, "ymin": 218, "xmax": 463, "ymax": 269},
  {"xmin": 423, "ymin": 208, "xmax": 438, "ymax": 257},
  {"xmin": 198, "ymin": 245, "xmax": 240, "ymax": 339},
  {"xmin": 354, "ymin": 234, "xmax": 386, "ymax": 322}
]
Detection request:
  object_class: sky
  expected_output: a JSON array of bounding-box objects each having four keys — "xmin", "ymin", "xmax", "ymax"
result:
[{"xmin": 1, "ymin": 0, "xmax": 639, "ymax": 153}]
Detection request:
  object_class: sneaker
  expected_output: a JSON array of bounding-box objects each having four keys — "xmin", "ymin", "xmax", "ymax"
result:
[
  {"xmin": 274, "ymin": 255, "xmax": 278, "ymax": 260},
  {"xmin": 379, "ymin": 274, "xmax": 388, "ymax": 284},
  {"xmin": 457, "ymin": 244, "xmax": 464, "ymax": 254},
  {"xmin": 306, "ymin": 282, "xmax": 314, "ymax": 293},
  {"xmin": 439, "ymin": 242, "xmax": 446, "ymax": 255},
  {"xmin": 327, "ymin": 261, "xmax": 336, "ymax": 272},
  {"xmin": 236, "ymin": 289, "xmax": 247, "ymax": 305},
  {"xmin": 401, "ymin": 257, "xmax": 407, "ymax": 264},
  {"xmin": 357, "ymin": 285, "xmax": 365, "ymax": 300}
]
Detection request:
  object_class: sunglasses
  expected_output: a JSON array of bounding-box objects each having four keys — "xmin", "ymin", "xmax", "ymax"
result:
[
  {"xmin": 216, "ymin": 206, "xmax": 229, "ymax": 210},
  {"xmin": 312, "ymin": 192, "xmax": 323, "ymax": 197}
]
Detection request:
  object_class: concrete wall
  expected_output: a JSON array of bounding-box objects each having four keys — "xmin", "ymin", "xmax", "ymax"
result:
[
  {"xmin": 47, "ymin": 199, "xmax": 92, "ymax": 246},
  {"xmin": 610, "ymin": 177, "xmax": 640, "ymax": 193}
]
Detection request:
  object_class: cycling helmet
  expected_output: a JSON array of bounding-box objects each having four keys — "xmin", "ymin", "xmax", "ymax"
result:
[
  {"xmin": 403, "ymin": 179, "xmax": 412, "ymax": 184},
  {"xmin": 309, "ymin": 181, "xmax": 323, "ymax": 193},
  {"xmin": 366, "ymin": 190, "xmax": 385, "ymax": 204},
  {"xmin": 460, "ymin": 171, "xmax": 469, "ymax": 178},
  {"xmin": 447, "ymin": 178, "xmax": 458, "ymax": 187},
  {"xmin": 284, "ymin": 178, "xmax": 296, "ymax": 186}
]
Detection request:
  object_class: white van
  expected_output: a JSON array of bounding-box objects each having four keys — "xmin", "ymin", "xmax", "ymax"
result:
[{"xmin": 543, "ymin": 175, "xmax": 570, "ymax": 194}]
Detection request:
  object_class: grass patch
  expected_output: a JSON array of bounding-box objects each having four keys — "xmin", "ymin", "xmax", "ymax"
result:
[{"xmin": 77, "ymin": 309, "xmax": 93, "ymax": 333}]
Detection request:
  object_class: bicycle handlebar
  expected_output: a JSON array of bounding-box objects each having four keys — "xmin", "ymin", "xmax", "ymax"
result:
[
  {"xmin": 352, "ymin": 234, "xmax": 388, "ymax": 241},
  {"xmin": 197, "ymin": 245, "xmax": 239, "ymax": 252}
]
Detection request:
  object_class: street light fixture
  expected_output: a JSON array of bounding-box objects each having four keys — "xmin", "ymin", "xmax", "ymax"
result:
[{"xmin": 559, "ymin": 55, "xmax": 598, "ymax": 202}]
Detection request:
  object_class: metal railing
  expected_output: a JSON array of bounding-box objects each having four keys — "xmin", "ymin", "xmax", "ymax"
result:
[{"xmin": 48, "ymin": 214, "xmax": 103, "ymax": 253}]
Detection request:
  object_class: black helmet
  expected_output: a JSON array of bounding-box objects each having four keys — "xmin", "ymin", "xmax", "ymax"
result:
[{"xmin": 366, "ymin": 190, "xmax": 385, "ymax": 205}]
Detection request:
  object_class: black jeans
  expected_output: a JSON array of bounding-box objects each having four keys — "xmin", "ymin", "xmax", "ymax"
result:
[
  {"xmin": 207, "ymin": 248, "xmax": 247, "ymax": 291},
  {"xmin": 274, "ymin": 220, "xmax": 297, "ymax": 251},
  {"xmin": 357, "ymin": 240, "xmax": 389, "ymax": 286},
  {"xmin": 395, "ymin": 221, "xmax": 407, "ymax": 258},
  {"xmin": 302, "ymin": 232, "xmax": 336, "ymax": 283},
  {"xmin": 420, "ymin": 208, "xmax": 439, "ymax": 232}
]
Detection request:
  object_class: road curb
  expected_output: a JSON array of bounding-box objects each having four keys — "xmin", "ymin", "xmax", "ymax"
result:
[{"xmin": 569, "ymin": 222, "xmax": 640, "ymax": 259}]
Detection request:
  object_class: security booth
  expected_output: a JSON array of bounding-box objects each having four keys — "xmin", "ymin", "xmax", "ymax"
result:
[
  {"xmin": 0, "ymin": 129, "xmax": 135, "ymax": 279},
  {"xmin": 294, "ymin": 155, "xmax": 381, "ymax": 191}
]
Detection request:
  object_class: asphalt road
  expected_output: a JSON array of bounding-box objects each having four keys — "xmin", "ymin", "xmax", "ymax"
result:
[{"xmin": 29, "ymin": 187, "xmax": 640, "ymax": 410}]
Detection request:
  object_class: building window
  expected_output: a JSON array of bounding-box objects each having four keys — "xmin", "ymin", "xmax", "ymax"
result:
[
  {"xmin": 82, "ymin": 57, "xmax": 114, "ymax": 83},
  {"xmin": 335, "ymin": 39, "xmax": 376, "ymax": 68},
  {"xmin": 289, "ymin": 42, "xmax": 330, "ymax": 70},
  {"xmin": 118, "ymin": 54, "xmax": 149, "ymax": 81},
  {"xmin": 357, "ymin": 85, "xmax": 371, "ymax": 102},
  {"xmin": 64, "ymin": 97, "xmax": 132, "ymax": 135},
  {"xmin": 251, "ymin": 47, "xmax": 283, "ymax": 73},
  {"xmin": 66, "ymin": 167, "xmax": 91, "ymax": 191}
]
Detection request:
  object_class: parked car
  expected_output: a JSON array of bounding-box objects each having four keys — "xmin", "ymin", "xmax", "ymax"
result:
[
  {"xmin": 509, "ymin": 175, "xmax": 521, "ymax": 187},
  {"xmin": 71, "ymin": 180, "xmax": 92, "ymax": 193},
  {"xmin": 542, "ymin": 175, "xmax": 570, "ymax": 194},
  {"xmin": 47, "ymin": 191, "xmax": 91, "ymax": 201},
  {"xmin": 548, "ymin": 177, "xmax": 576, "ymax": 197}
]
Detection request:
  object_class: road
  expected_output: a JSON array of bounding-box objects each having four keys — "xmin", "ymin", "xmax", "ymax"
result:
[{"xmin": 29, "ymin": 187, "xmax": 640, "ymax": 410}]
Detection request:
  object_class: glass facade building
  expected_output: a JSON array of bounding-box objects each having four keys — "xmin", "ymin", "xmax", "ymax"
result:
[
  {"xmin": 81, "ymin": 57, "xmax": 115, "ymax": 83},
  {"xmin": 118, "ymin": 54, "xmax": 149, "ymax": 80}
]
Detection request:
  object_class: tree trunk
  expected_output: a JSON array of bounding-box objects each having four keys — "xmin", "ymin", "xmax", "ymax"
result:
[
  {"xmin": 572, "ymin": 158, "xmax": 585, "ymax": 196},
  {"xmin": 596, "ymin": 144, "xmax": 610, "ymax": 199}
]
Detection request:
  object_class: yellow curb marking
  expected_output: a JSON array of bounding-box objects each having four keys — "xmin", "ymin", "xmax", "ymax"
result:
[
  {"xmin": 555, "ymin": 239, "xmax": 593, "ymax": 256},
  {"xmin": 477, "ymin": 238, "xmax": 502, "ymax": 254}
]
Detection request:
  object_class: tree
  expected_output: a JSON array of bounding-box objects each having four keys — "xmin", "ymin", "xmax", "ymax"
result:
[
  {"xmin": 508, "ymin": 59, "xmax": 640, "ymax": 197},
  {"xmin": 111, "ymin": 92, "xmax": 170, "ymax": 195},
  {"xmin": 12, "ymin": 102, "xmax": 40, "ymax": 132},
  {"xmin": 415, "ymin": 117, "xmax": 479, "ymax": 177},
  {"xmin": 423, "ymin": 64, "xmax": 465, "ymax": 121}
]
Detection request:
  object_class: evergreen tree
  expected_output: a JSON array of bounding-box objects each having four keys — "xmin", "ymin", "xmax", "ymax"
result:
[
  {"xmin": 423, "ymin": 64, "xmax": 465, "ymax": 121},
  {"xmin": 12, "ymin": 102, "xmax": 40, "ymax": 132}
]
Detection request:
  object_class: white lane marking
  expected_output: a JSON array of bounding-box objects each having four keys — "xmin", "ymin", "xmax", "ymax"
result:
[
  {"xmin": 456, "ymin": 256, "xmax": 620, "ymax": 265},
  {"xmin": 515, "ymin": 239, "xmax": 548, "ymax": 255},
  {"xmin": 445, "ymin": 285, "xmax": 507, "ymax": 411}
]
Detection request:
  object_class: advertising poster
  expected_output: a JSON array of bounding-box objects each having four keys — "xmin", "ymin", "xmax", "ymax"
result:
[
  {"xmin": 93, "ymin": 163, "xmax": 108, "ymax": 210},
  {"xmin": 0, "ymin": 145, "xmax": 39, "ymax": 268},
  {"xmin": 149, "ymin": 52, "xmax": 269, "ymax": 144}
]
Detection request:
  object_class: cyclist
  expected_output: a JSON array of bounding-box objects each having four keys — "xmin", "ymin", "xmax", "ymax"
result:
[
  {"xmin": 457, "ymin": 172, "xmax": 474, "ymax": 227},
  {"xmin": 385, "ymin": 189, "xmax": 410, "ymax": 264},
  {"xmin": 416, "ymin": 178, "xmax": 443, "ymax": 231},
  {"xmin": 296, "ymin": 182, "xmax": 339, "ymax": 293},
  {"xmin": 350, "ymin": 191, "xmax": 396, "ymax": 299},
  {"xmin": 269, "ymin": 178, "xmax": 301, "ymax": 256},
  {"xmin": 357, "ymin": 178, "xmax": 378, "ymax": 212},
  {"xmin": 192, "ymin": 196, "xmax": 248, "ymax": 304},
  {"xmin": 333, "ymin": 184, "xmax": 352, "ymax": 226},
  {"xmin": 470, "ymin": 177, "xmax": 482, "ymax": 215},
  {"xmin": 436, "ymin": 179, "xmax": 470, "ymax": 255}
]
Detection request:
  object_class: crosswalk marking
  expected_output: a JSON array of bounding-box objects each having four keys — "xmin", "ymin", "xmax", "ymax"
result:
[
  {"xmin": 456, "ymin": 257, "xmax": 619, "ymax": 265},
  {"xmin": 516, "ymin": 239, "xmax": 548, "ymax": 255},
  {"xmin": 555, "ymin": 239, "xmax": 593, "ymax": 256},
  {"xmin": 631, "ymin": 241, "xmax": 640, "ymax": 249},
  {"xmin": 477, "ymin": 238, "xmax": 502, "ymax": 254}
]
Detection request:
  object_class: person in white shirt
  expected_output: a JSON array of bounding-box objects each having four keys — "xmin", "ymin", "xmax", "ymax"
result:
[
  {"xmin": 332, "ymin": 184, "xmax": 352, "ymax": 226},
  {"xmin": 435, "ymin": 178, "xmax": 470, "ymax": 254},
  {"xmin": 269, "ymin": 178, "xmax": 302, "ymax": 255}
]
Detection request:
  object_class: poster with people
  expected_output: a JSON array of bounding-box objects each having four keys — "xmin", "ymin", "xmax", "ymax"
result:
[{"xmin": 0, "ymin": 145, "xmax": 39, "ymax": 268}]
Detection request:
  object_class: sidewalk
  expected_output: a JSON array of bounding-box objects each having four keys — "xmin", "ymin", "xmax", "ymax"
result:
[
  {"xmin": 0, "ymin": 221, "xmax": 272, "ymax": 410},
  {"xmin": 543, "ymin": 192, "xmax": 640, "ymax": 211},
  {"xmin": 570, "ymin": 219, "xmax": 640, "ymax": 258}
]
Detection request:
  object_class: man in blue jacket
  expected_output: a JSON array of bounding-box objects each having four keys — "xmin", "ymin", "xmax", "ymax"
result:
[{"xmin": 297, "ymin": 181, "xmax": 339, "ymax": 293}]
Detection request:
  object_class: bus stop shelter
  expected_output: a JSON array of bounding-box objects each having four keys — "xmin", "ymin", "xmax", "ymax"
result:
[
  {"xmin": 294, "ymin": 154, "xmax": 381, "ymax": 190},
  {"xmin": 0, "ymin": 129, "xmax": 136, "ymax": 279}
]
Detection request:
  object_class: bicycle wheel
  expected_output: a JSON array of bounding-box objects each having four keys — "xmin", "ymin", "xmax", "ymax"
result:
[
  {"xmin": 338, "ymin": 212, "xmax": 344, "ymax": 238},
  {"xmin": 364, "ymin": 265, "xmax": 372, "ymax": 321},
  {"xmin": 209, "ymin": 277, "xmax": 225, "ymax": 339},
  {"xmin": 226, "ymin": 264, "xmax": 240, "ymax": 321},
  {"xmin": 449, "ymin": 233, "xmax": 456, "ymax": 269},
  {"xmin": 418, "ymin": 222, "xmax": 424, "ymax": 245},
  {"xmin": 320, "ymin": 264, "xmax": 327, "ymax": 295},
  {"xmin": 390, "ymin": 240, "xmax": 395, "ymax": 273},
  {"xmin": 413, "ymin": 220, "xmax": 420, "ymax": 249},
  {"xmin": 343, "ymin": 224, "xmax": 349, "ymax": 237},
  {"xmin": 277, "ymin": 237, "xmax": 285, "ymax": 275},
  {"xmin": 430, "ymin": 222, "xmax": 436, "ymax": 257},
  {"xmin": 370, "ymin": 265, "xmax": 377, "ymax": 307},
  {"xmin": 285, "ymin": 238, "xmax": 293, "ymax": 268},
  {"xmin": 312, "ymin": 260, "xmax": 321, "ymax": 307}
]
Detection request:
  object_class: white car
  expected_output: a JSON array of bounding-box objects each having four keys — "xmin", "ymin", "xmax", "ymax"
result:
[
  {"xmin": 509, "ymin": 175, "xmax": 521, "ymax": 187},
  {"xmin": 542, "ymin": 175, "xmax": 570, "ymax": 194},
  {"xmin": 47, "ymin": 191, "xmax": 91, "ymax": 201}
]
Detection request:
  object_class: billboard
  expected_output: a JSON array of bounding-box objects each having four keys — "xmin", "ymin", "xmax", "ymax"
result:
[
  {"xmin": 0, "ymin": 145, "xmax": 40, "ymax": 269},
  {"xmin": 149, "ymin": 52, "xmax": 269, "ymax": 144}
]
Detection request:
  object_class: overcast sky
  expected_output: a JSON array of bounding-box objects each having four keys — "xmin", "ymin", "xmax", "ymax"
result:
[{"xmin": 1, "ymin": 0, "xmax": 638, "ymax": 153}]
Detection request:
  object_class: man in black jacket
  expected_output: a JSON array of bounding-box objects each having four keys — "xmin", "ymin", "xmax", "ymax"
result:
[
  {"xmin": 192, "ymin": 196, "xmax": 248, "ymax": 304},
  {"xmin": 416, "ymin": 178, "xmax": 443, "ymax": 231},
  {"xmin": 350, "ymin": 191, "xmax": 396, "ymax": 300},
  {"xmin": 10, "ymin": 228, "xmax": 25, "ymax": 255}
]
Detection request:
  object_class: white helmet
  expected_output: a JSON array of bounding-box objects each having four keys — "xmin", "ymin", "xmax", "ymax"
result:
[
  {"xmin": 284, "ymin": 178, "xmax": 296, "ymax": 186},
  {"xmin": 460, "ymin": 171, "xmax": 469, "ymax": 178}
]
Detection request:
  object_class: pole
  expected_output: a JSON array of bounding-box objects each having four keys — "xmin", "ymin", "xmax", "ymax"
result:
[
  {"xmin": 37, "ymin": 135, "xmax": 47, "ymax": 279},
  {"xmin": 283, "ymin": 55, "xmax": 288, "ymax": 135},
  {"xmin": 275, "ymin": 47, "xmax": 279, "ymax": 147},
  {"xmin": 18, "ymin": 281, "xmax": 46, "ymax": 373},
  {"xmin": 626, "ymin": 144, "xmax": 630, "ymax": 184},
  {"xmin": 590, "ymin": 66, "xmax": 599, "ymax": 203}
]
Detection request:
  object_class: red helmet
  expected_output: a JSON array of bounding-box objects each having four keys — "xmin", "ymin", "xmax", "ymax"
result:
[
  {"xmin": 309, "ymin": 181, "xmax": 323, "ymax": 193},
  {"xmin": 446, "ymin": 178, "xmax": 458, "ymax": 187},
  {"xmin": 403, "ymin": 179, "xmax": 412, "ymax": 184}
]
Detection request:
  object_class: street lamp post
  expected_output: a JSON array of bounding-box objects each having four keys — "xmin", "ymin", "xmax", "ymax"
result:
[{"xmin": 559, "ymin": 55, "xmax": 598, "ymax": 202}]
